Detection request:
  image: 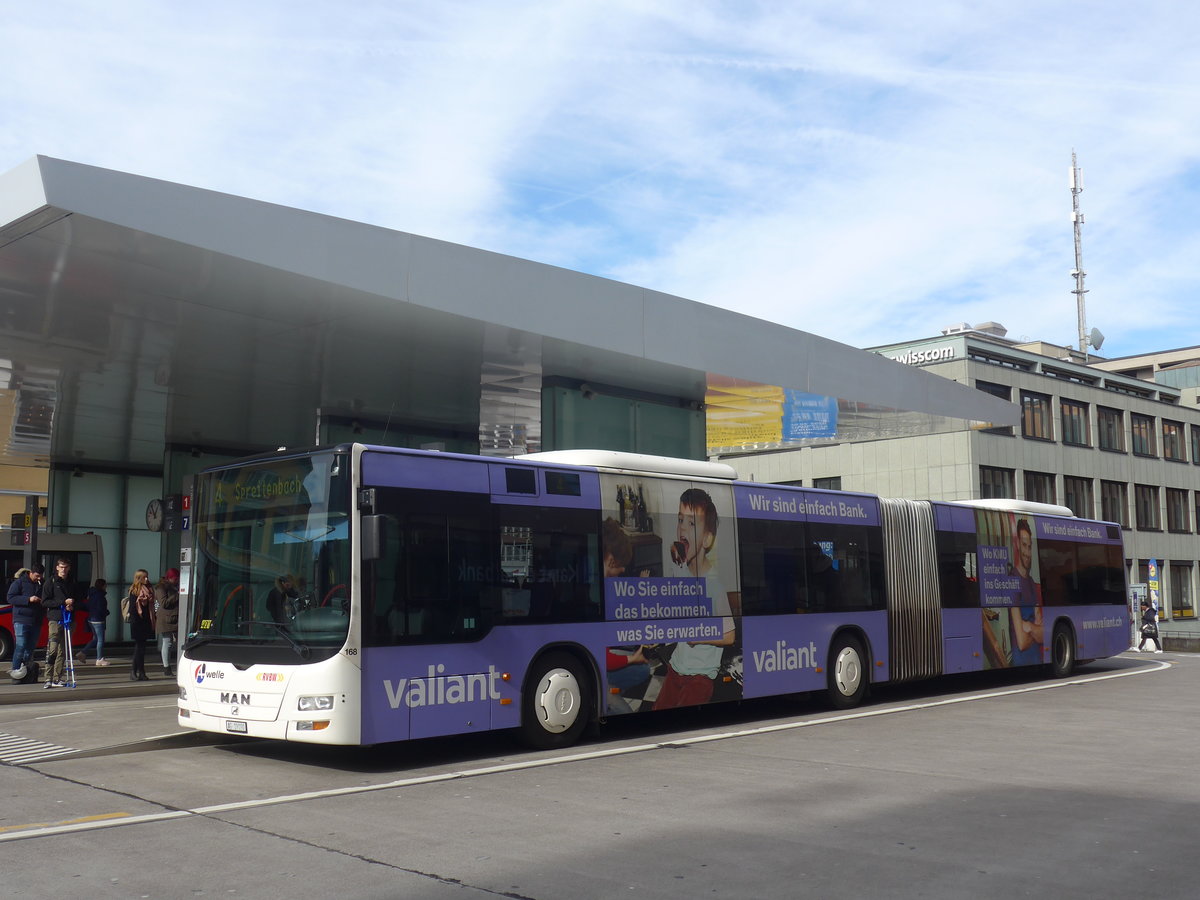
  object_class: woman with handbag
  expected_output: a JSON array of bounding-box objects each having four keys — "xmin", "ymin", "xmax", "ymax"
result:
[
  {"xmin": 126, "ymin": 568, "xmax": 157, "ymax": 681},
  {"xmin": 1135, "ymin": 599, "xmax": 1163, "ymax": 653}
]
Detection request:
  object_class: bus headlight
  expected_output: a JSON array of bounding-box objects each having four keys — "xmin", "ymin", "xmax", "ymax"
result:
[
  {"xmin": 178, "ymin": 685, "xmax": 188, "ymax": 701},
  {"xmin": 298, "ymin": 695, "xmax": 334, "ymax": 712}
]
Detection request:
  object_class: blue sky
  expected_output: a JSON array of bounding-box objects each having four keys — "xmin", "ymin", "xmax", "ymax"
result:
[{"xmin": 5, "ymin": 1, "xmax": 1199, "ymax": 359}]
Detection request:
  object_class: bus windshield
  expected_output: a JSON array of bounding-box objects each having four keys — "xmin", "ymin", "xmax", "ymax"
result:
[{"xmin": 186, "ymin": 450, "xmax": 352, "ymax": 664}]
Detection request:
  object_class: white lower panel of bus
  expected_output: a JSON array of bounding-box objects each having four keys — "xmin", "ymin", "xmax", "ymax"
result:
[
  {"xmin": 187, "ymin": 661, "xmax": 288, "ymax": 722},
  {"xmin": 193, "ymin": 686, "xmax": 282, "ymax": 722},
  {"xmin": 179, "ymin": 655, "xmax": 363, "ymax": 744}
]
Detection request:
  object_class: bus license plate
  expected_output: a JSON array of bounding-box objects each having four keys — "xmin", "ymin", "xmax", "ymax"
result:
[{"xmin": 226, "ymin": 720, "xmax": 248, "ymax": 734}]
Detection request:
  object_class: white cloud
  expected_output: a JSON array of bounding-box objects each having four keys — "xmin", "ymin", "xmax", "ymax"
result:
[{"xmin": 4, "ymin": 0, "xmax": 1200, "ymax": 357}]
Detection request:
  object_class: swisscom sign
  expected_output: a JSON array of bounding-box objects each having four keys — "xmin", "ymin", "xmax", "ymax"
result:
[{"xmin": 882, "ymin": 345, "xmax": 956, "ymax": 366}]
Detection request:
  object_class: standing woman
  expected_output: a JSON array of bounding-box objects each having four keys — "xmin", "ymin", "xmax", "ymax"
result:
[{"xmin": 127, "ymin": 569, "xmax": 156, "ymax": 681}]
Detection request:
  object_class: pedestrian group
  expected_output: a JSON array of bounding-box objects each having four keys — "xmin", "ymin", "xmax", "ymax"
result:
[{"xmin": 7, "ymin": 560, "xmax": 180, "ymax": 686}]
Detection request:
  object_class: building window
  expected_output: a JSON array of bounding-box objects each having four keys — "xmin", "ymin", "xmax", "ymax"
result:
[
  {"xmin": 1098, "ymin": 407, "xmax": 1124, "ymax": 452},
  {"xmin": 1060, "ymin": 400, "xmax": 1090, "ymax": 447},
  {"xmin": 1101, "ymin": 481, "xmax": 1128, "ymax": 526},
  {"xmin": 1131, "ymin": 413, "xmax": 1157, "ymax": 457},
  {"xmin": 813, "ymin": 476, "xmax": 842, "ymax": 490},
  {"xmin": 1063, "ymin": 476, "xmax": 1093, "ymax": 518},
  {"xmin": 1021, "ymin": 391, "xmax": 1053, "ymax": 441},
  {"xmin": 1192, "ymin": 425, "xmax": 1200, "ymax": 466},
  {"xmin": 1024, "ymin": 471, "xmax": 1055, "ymax": 504},
  {"xmin": 1167, "ymin": 488, "xmax": 1190, "ymax": 532},
  {"xmin": 976, "ymin": 381, "xmax": 1013, "ymax": 436},
  {"xmin": 980, "ymin": 466, "xmax": 1015, "ymax": 499},
  {"xmin": 1163, "ymin": 420, "xmax": 1185, "ymax": 461},
  {"xmin": 1170, "ymin": 563, "xmax": 1195, "ymax": 619},
  {"xmin": 1135, "ymin": 484, "xmax": 1160, "ymax": 530}
]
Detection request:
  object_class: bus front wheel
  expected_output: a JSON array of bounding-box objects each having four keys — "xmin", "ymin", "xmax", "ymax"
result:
[
  {"xmin": 0, "ymin": 627, "xmax": 12, "ymax": 662},
  {"xmin": 519, "ymin": 652, "xmax": 591, "ymax": 750},
  {"xmin": 826, "ymin": 635, "xmax": 868, "ymax": 709},
  {"xmin": 1051, "ymin": 625, "xmax": 1075, "ymax": 678}
]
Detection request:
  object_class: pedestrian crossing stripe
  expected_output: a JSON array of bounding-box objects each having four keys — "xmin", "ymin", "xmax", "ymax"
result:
[{"xmin": 0, "ymin": 732, "xmax": 77, "ymax": 765}]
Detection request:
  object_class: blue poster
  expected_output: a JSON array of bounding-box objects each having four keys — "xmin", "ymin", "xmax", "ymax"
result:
[{"xmin": 783, "ymin": 391, "xmax": 838, "ymax": 440}]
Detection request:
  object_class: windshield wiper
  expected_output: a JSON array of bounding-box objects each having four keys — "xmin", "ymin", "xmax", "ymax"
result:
[
  {"xmin": 182, "ymin": 633, "xmax": 226, "ymax": 651},
  {"xmin": 234, "ymin": 619, "xmax": 312, "ymax": 659}
]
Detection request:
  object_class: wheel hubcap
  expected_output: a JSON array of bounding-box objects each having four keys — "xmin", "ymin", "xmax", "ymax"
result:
[
  {"xmin": 535, "ymin": 668, "xmax": 580, "ymax": 733},
  {"xmin": 833, "ymin": 647, "xmax": 861, "ymax": 696}
]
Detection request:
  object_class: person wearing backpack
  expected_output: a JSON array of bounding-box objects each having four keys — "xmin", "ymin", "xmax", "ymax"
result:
[
  {"xmin": 7, "ymin": 565, "xmax": 45, "ymax": 682},
  {"xmin": 80, "ymin": 579, "xmax": 111, "ymax": 666}
]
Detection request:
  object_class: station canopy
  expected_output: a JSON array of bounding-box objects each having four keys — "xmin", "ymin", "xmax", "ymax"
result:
[{"xmin": 0, "ymin": 155, "xmax": 1017, "ymax": 473}]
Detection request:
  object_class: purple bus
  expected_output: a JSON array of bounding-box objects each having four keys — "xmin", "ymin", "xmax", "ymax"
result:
[{"xmin": 176, "ymin": 445, "xmax": 1129, "ymax": 747}]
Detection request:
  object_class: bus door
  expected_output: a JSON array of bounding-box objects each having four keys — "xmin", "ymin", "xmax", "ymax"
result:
[{"xmin": 933, "ymin": 504, "xmax": 982, "ymax": 674}]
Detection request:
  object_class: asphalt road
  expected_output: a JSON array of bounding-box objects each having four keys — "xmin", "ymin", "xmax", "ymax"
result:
[{"xmin": 0, "ymin": 651, "xmax": 1188, "ymax": 899}]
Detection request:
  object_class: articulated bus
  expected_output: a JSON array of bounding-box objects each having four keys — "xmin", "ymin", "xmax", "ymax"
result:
[{"xmin": 176, "ymin": 445, "xmax": 1129, "ymax": 748}]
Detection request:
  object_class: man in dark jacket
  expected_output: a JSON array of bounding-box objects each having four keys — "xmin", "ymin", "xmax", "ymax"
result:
[
  {"xmin": 7, "ymin": 565, "xmax": 44, "ymax": 681},
  {"xmin": 40, "ymin": 557, "xmax": 80, "ymax": 688}
]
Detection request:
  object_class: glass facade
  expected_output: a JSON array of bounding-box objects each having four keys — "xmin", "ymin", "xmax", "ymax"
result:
[
  {"xmin": 1024, "ymin": 471, "xmax": 1055, "ymax": 504},
  {"xmin": 1098, "ymin": 407, "xmax": 1124, "ymax": 451},
  {"xmin": 980, "ymin": 466, "xmax": 1015, "ymax": 499},
  {"xmin": 1132, "ymin": 414, "xmax": 1157, "ymax": 457},
  {"xmin": 1163, "ymin": 420, "xmax": 1186, "ymax": 461},
  {"xmin": 543, "ymin": 386, "xmax": 703, "ymax": 459},
  {"xmin": 1061, "ymin": 400, "xmax": 1090, "ymax": 446},
  {"xmin": 1021, "ymin": 391, "xmax": 1053, "ymax": 440},
  {"xmin": 1063, "ymin": 476, "xmax": 1093, "ymax": 518},
  {"xmin": 50, "ymin": 468, "xmax": 162, "ymax": 641},
  {"xmin": 1101, "ymin": 480, "xmax": 1128, "ymax": 527}
]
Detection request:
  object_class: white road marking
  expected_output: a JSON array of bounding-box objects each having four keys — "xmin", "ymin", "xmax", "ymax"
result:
[{"xmin": 0, "ymin": 659, "xmax": 1170, "ymax": 842}]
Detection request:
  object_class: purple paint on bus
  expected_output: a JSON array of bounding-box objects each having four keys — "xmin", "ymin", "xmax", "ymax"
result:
[
  {"xmin": 932, "ymin": 503, "xmax": 977, "ymax": 533},
  {"xmin": 942, "ymin": 608, "xmax": 985, "ymax": 672},
  {"xmin": 360, "ymin": 449, "xmax": 602, "ymax": 509},
  {"xmin": 362, "ymin": 449, "xmax": 491, "ymax": 493},
  {"xmin": 733, "ymin": 485, "xmax": 881, "ymax": 527},
  {"xmin": 739, "ymin": 613, "xmax": 889, "ymax": 698},
  {"xmin": 485, "ymin": 463, "xmax": 602, "ymax": 509},
  {"xmin": 1035, "ymin": 518, "xmax": 1118, "ymax": 544},
  {"xmin": 361, "ymin": 638, "xmax": 529, "ymax": 744}
]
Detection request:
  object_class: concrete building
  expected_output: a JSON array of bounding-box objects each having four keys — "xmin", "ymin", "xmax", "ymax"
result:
[
  {"xmin": 724, "ymin": 324, "xmax": 1200, "ymax": 642},
  {"xmin": 0, "ymin": 156, "xmax": 1013, "ymax": 614}
]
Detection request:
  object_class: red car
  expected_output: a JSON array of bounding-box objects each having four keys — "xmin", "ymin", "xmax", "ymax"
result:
[{"xmin": 0, "ymin": 603, "xmax": 91, "ymax": 662}]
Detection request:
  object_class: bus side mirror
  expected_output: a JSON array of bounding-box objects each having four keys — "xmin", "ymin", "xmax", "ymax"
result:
[{"xmin": 362, "ymin": 515, "xmax": 386, "ymax": 561}]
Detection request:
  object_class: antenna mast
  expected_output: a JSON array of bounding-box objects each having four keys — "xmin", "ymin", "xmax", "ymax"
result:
[{"xmin": 1069, "ymin": 151, "xmax": 1089, "ymax": 358}]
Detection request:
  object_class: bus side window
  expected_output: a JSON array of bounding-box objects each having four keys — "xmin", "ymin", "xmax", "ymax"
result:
[
  {"xmin": 806, "ymin": 524, "xmax": 884, "ymax": 612},
  {"xmin": 364, "ymin": 488, "xmax": 496, "ymax": 646},
  {"xmin": 936, "ymin": 529, "xmax": 980, "ymax": 608},
  {"xmin": 496, "ymin": 505, "xmax": 600, "ymax": 623},
  {"xmin": 737, "ymin": 518, "xmax": 807, "ymax": 615}
]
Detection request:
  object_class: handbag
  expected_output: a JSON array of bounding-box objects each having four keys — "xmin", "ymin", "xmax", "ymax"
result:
[
  {"xmin": 1141, "ymin": 623, "xmax": 1157, "ymax": 636},
  {"xmin": 120, "ymin": 592, "xmax": 133, "ymax": 623}
]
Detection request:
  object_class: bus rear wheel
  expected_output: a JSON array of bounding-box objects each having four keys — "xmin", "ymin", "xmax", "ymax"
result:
[
  {"xmin": 826, "ymin": 635, "xmax": 868, "ymax": 709},
  {"xmin": 0, "ymin": 627, "xmax": 12, "ymax": 662},
  {"xmin": 1051, "ymin": 625, "xmax": 1075, "ymax": 678},
  {"xmin": 519, "ymin": 652, "xmax": 591, "ymax": 750}
]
